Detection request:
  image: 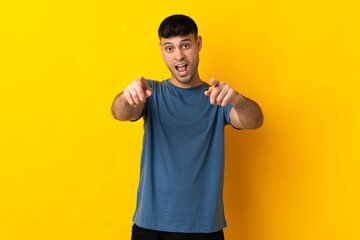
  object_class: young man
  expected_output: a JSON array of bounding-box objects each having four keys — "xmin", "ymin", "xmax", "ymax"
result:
[{"xmin": 111, "ymin": 14, "xmax": 263, "ymax": 240}]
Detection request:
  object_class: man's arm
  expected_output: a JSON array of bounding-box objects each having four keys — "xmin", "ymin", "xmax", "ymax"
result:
[
  {"xmin": 111, "ymin": 92, "xmax": 144, "ymax": 121},
  {"xmin": 111, "ymin": 76, "xmax": 152, "ymax": 121},
  {"xmin": 229, "ymin": 95, "xmax": 263, "ymax": 129},
  {"xmin": 204, "ymin": 78, "xmax": 263, "ymax": 129}
]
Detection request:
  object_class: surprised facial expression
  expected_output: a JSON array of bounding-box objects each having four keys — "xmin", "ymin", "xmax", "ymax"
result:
[{"xmin": 159, "ymin": 34, "xmax": 202, "ymax": 85}]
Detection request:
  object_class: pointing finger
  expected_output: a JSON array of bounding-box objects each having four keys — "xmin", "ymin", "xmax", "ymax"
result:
[
  {"xmin": 210, "ymin": 78, "xmax": 219, "ymax": 87},
  {"xmin": 138, "ymin": 76, "xmax": 153, "ymax": 97},
  {"xmin": 138, "ymin": 76, "xmax": 147, "ymax": 89}
]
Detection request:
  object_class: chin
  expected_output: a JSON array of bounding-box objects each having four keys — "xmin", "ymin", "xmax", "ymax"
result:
[{"xmin": 169, "ymin": 70, "xmax": 190, "ymax": 83}]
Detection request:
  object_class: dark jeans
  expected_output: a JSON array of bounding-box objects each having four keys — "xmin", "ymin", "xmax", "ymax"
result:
[{"xmin": 131, "ymin": 223, "xmax": 225, "ymax": 240}]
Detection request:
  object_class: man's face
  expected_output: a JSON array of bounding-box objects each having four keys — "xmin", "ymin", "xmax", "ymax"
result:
[{"xmin": 159, "ymin": 33, "xmax": 202, "ymax": 85}]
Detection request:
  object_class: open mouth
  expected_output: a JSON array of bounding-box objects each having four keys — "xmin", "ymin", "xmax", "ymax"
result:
[{"xmin": 175, "ymin": 64, "xmax": 188, "ymax": 76}]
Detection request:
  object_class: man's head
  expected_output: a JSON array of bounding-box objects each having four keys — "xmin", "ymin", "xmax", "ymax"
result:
[
  {"xmin": 158, "ymin": 14, "xmax": 198, "ymax": 40},
  {"xmin": 158, "ymin": 14, "xmax": 202, "ymax": 87}
]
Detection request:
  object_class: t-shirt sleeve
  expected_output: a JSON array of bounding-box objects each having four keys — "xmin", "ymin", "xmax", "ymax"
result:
[
  {"xmin": 129, "ymin": 79, "xmax": 152, "ymax": 122},
  {"xmin": 223, "ymin": 104, "xmax": 242, "ymax": 130}
]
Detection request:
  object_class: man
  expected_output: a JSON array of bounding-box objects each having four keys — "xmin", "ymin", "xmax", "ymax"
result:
[{"xmin": 111, "ymin": 14, "xmax": 263, "ymax": 240}]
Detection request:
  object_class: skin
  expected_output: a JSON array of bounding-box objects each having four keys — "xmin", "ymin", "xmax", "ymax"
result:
[
  {"xmin": 111, "ymin": 33, "xmax": 263, "ymax": 129},
  {"xmin": 159, "ymin": 34, "xmax": 203, "ymax": 88}
]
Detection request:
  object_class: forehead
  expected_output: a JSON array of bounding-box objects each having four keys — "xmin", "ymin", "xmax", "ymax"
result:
[{"xmin": 160, "ymin": 34, "xmax": 197, "ymax": 45}]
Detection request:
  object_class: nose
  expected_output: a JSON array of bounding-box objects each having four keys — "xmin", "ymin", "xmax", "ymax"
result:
[{"xmin": 174, "ymin": 48, "xmax": 185, "ymax": 61}]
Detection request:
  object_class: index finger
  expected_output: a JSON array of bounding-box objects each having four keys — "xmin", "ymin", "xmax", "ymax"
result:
[
  {"xmin": 138, "ymin": 76, "xmax": 148, "ymax": 89},
  {"xmin": 210, "ymin": 78, "xmax": 219, "ymax": 87}
]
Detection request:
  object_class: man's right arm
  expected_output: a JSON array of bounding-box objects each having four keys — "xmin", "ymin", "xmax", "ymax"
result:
[{"xmin": 111, "ymin": 76, "xmax": 152, "ymax": 121}]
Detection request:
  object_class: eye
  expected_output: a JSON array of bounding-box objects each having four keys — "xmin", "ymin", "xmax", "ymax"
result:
[
  {"xmin": 183, "ymin": 44, "xmax": 189, "ymax": 48},
  {"xmin": 166, "ymin": 47, "xmax": 172, "ymax": 52}
]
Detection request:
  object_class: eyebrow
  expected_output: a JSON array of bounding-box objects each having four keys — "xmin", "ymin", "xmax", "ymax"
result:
[{"xmin": 163, "ymin": 38, "xmax": 192, "ymax": 46}]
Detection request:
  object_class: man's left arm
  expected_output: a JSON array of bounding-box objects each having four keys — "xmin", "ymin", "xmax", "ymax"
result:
[{"xmin": 204, "ymin": 78, "xmax": 263, "ymax": 129}]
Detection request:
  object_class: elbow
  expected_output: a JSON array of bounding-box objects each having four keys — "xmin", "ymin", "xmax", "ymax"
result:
[
  {"xmin": 111, "ymin": 108, "xmax": 127, "ymax": 121},
  {"xmin": 253, "ymin": 103, "xmax": 264, "ymax": 129},
  {"xmin": 246, "ymin": 113, "xmax": 264, "ymax": 129},
  {"xmin": 111, "ymin": 111, "xmax": 120, "ymax": 121},
  {"xmin": 111, "ymin": 106, "xmax": 119, "ymax": 120},
  {"xmin": 254, "ymin": 113, "xmax": 264, "ymax": 129},
  {"xmin": 257, "ymin": 116, "xmax": 264, "ymax": 129}
]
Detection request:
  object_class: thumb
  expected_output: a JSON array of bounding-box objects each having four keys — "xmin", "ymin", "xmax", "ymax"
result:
[
  {"xmin": 204, "ymin": 86, "xmax": 214, "ymax": 96},
  {"xmin": 145, "ymin": 88, "xmax": 152, "ymax": 97},
  {"xmin": 210, "ymin": 78, "xmax": 219, "ymax": 87}
]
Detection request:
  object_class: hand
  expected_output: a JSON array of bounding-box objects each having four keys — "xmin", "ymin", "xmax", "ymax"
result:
[
  {"xmin": 123, "ymin": 76, "xmax": 152, "ymax": 107},
  {"xmin": 204, "ymin": 78, "xmax": 241, "ymax": 107}
]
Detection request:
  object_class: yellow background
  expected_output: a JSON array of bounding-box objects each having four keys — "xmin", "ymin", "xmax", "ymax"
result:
[{"xmin": 1, "ymin": 0, "xmax": 359, "ymax": 239}]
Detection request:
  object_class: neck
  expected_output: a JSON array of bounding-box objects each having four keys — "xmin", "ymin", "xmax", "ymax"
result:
[{"xmin": 169, "ymin": 71, "xmax": 203, "ymax": 88}]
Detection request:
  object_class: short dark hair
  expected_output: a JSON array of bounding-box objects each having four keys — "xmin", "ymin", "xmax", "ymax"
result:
[{"xmin": 158, "ymin": 14, "xmax": 198, "ymax": 40}]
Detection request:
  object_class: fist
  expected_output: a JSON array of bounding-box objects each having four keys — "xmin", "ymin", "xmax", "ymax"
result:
[
  {"xmin": 204, "ymin": 78, "xmax": 240, "ymax": 107},
  {"xmin": 123, "ymin": 76, "xmax": 152, "ymax": 107}
]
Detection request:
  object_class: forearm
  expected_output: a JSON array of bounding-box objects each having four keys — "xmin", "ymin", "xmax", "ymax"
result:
[
  {"xmin": 111, "ymin": 92, "xmax": 144, "ymax": 121},
  {"xmin": 232, "ymin": 94, "xmax": 263, "ymax": 129}
]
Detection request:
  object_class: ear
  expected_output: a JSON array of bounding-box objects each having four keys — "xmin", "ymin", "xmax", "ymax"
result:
[
  {"xmin": 197, "ymin": 35, "xmax": 202, "ymax": 51},
  {"xmin": 159, "ymin": 43, "xmax": 162, "ymax": 54}
]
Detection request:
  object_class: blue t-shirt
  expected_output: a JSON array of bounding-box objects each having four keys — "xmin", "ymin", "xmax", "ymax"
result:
[{"xmin": 132, "ymin": 79, "xmax": 240, "ymax": 233}]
